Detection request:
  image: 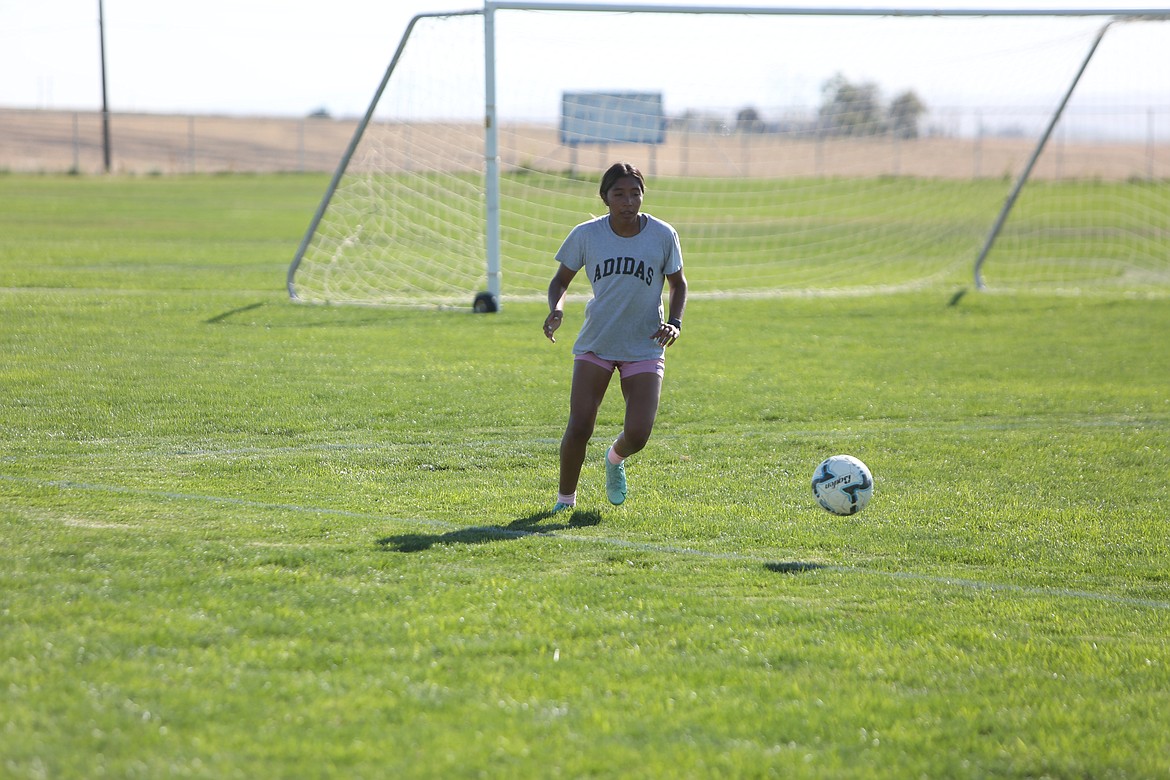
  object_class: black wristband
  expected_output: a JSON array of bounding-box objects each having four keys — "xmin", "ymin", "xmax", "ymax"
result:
[{"xmin": 667, "ymin": 317, "xmax": 682, "ymax": 331}]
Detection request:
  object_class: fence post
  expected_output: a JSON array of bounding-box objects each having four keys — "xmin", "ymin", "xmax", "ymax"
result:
[
  {"xmin": 72, "ymin": 112, "xmax": 81, "ymax": 173},
  {"xmin": 1148, "ymin": 107, "xmax": 1155, "ymax": 181},
  {"xmin": 298, "ymin": 119, "xmax": 306, "ymax": 173},
  {"xmin": 188, "ymin": 115, "xmax": 196, "ymax": 173}
]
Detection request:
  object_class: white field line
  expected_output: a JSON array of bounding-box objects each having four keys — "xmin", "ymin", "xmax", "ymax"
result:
[
  {"xmin": 3, "ymin": 473, "xmax": 1168, "ymax": 612},
  {"xmin": 3, "ymin": 412, "xmax": 1162, "ymax": 466}
]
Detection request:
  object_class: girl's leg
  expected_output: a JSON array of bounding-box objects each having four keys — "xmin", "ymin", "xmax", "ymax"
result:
[
  {"xmin": 611, "ymin": 371, "xmax": 663, "ymax": 459},
  {"xmin": 559, "ymin": 360, "xmax": 613, "ymax": 496}
]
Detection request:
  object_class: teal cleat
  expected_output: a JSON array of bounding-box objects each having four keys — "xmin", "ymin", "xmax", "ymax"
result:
[
  {"xmin": 605, "ymin": 452, "xmax": 627, "ymax": 506},
  {"xmin": 551, "ymin": 501, "xmax": 575, "ymax": 514}
]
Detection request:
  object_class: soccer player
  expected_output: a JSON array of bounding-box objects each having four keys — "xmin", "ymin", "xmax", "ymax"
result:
[{"xmin": 543, "ymin": 162, "xmax": 689, "ymax": 512}]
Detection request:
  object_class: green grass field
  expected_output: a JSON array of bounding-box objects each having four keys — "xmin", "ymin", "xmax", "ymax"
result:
[{"xmin": 2, "ymin": 174, "xmax": 1168, "ymax": 779}]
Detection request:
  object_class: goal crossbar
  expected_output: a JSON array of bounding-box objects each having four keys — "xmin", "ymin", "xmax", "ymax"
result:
[{"xmin": 486, "ymin": 2, "xmax": 1166, "ymax": 18}]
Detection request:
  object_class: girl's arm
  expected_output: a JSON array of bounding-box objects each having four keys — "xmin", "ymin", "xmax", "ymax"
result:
[
  {"xmin": 544, "ymin": 263, "xmax": 577, "ymax": 343},
  {"xmin": 652, "ymin": 269, "xmax": 689, "ymax": 347}
]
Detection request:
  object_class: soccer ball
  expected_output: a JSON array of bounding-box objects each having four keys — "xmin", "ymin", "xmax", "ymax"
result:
[{"xmin": 811, "ymin": 455, "xmax": 874, "ymax": 515}]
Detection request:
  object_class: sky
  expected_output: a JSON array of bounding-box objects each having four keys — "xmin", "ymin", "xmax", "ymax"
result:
[{"xmin": 1, "ymin": 1, "xmax": 1166, "ymax": 123}]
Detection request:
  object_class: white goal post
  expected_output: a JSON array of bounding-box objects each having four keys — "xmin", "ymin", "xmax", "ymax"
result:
[{"xmin": 287, "ymin": 3, "xmax": 1170, "ymax": 307}]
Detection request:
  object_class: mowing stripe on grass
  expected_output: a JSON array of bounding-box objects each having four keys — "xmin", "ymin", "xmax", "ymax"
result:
[{"xmin": 4, "ymin": 473, "xmax": 1168, "ymax": 612}]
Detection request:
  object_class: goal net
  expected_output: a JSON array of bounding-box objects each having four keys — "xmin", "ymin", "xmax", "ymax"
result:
[{"xmin": 287, "ymin": 5, "xmax": 1170, "ymax": 306}]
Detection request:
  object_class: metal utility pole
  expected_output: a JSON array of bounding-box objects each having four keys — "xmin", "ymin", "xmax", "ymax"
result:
[{"xmin": 98, "ymin": 0, "xmax": 111, "ymax": 173}]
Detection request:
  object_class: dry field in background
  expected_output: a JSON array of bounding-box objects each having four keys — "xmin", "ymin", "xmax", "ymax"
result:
[{"xmin": 1, "ymin": 108, "xmax": 1165, "ymax": 180}]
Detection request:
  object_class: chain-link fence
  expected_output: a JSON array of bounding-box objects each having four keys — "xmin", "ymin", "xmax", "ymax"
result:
[{"xmin": 2, "ymin": 107, "xmax": 1166, "ymax": 180}]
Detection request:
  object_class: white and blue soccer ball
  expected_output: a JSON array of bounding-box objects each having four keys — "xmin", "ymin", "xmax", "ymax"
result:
[{"xmin": 811, "ymin": 455, "xmax": 874, "ymax": 515}]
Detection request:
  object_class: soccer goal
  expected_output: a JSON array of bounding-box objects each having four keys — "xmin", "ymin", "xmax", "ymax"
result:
[{"xmin": 287, "ymin": 3, "xmax": 1170, "ymax": 307}]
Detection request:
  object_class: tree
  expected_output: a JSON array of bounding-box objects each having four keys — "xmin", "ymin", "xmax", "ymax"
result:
[
  {"xmin": 736, "ymin": 106, "xmax": 764, "ymax": 133},
  {"xmin": 888, "ymin": 90, "xmax": 926, "ymax": 139},
  {"xmin": 818, "ymin": 73, "xmax": 883, "ymax": 136},
  {"xmin": 817, "ymin": 75, "xmax": 929, "ymax": 139}
]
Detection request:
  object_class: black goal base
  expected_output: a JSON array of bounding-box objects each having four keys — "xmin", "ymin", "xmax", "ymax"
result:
[{"xmin": 472, "ymin": 292, "xmax": 499, "ymax": 313}]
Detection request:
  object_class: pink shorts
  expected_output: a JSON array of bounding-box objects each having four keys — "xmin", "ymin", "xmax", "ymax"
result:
[{"xmin": 575, "ymin": 352, "xmax": 665, "ymax": 379}]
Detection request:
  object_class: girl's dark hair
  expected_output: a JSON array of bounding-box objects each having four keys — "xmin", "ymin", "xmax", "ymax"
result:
[{"xmin": 599, "ymin": 162, "xmax": 646, "ymax": 198}]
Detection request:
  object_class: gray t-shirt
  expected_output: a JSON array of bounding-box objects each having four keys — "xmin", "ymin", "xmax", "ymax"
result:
[{"xmin": 555, "ymin": 213, "xmax": 684, "ymax": 362}]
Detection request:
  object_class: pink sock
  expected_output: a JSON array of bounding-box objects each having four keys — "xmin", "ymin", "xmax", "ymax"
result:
[
  {"xmin": 557, "ymin": 492, "xmax": 576, "ymax": 505},
  {"xmin": 607, "ymin": 446, "xmax": 625, "ymax": 465}
]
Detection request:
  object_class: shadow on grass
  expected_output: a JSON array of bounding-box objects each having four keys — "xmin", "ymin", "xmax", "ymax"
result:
[
  {"xmin": 764, "ymin": 561, "xmax": 830, "ymax": 575},
  {"xmin": 378, "ymin": 509, "xmax": 603, "ymax": 553},
  {"xmin": 204, "ymin": 301, "xmax": 431, "ymax": 329},
  {"xmin": 203, "ymin": 302, "xmax": 265, "ymax": 324}
]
